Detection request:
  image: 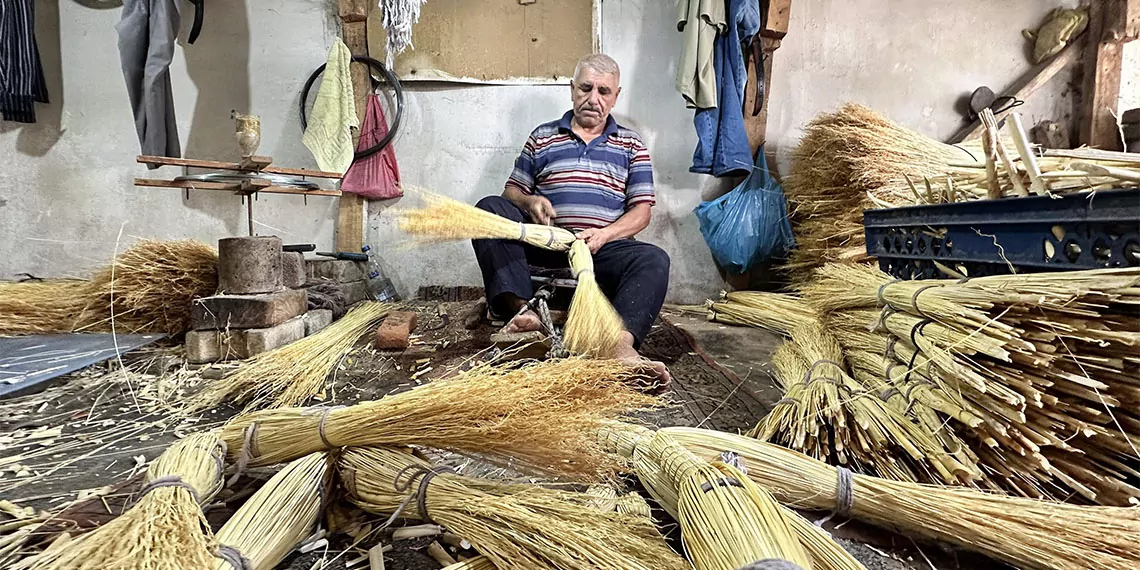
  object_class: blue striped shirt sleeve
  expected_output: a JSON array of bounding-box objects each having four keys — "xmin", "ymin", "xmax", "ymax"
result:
[
  {"xmin": 505, "ymin": 134, "xmax": 538, "ymax": 195},
  {"xmin": 626, "ymin": 136, "xmax": 655, "ymax": 208}
]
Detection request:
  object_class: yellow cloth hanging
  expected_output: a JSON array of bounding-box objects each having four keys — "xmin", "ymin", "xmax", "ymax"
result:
[{"xmin": 303, "ymin": 39, "xmax": 358, "ymax": 174}]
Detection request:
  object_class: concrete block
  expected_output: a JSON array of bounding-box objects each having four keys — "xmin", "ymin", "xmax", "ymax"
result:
[
  {"xmin": 303, "ymin": 309, "xmax": 333, "ymax": 335},
  {"xmin": 342, "ymin": 280, "xmax": 370, "ymax": 305},
  {"xmin": 281, "ymin": 252, "xmax": 306, "ymax": 289},
  {"xmin": 191, "ymin": 289, "xmax": 307, "ymax": 330},
  {"xmin": 186, "ymin": 330, "xmax": 239, "ymax": 364},
  {"xmin": 375, "ymin": 311, "xmax": 418, "ymax": 350},
  {"xmin": 308, "ymin": 259, "xmax": 365, "ymax": 283},
  {"xmin": 243, "ymin": 316, "xmax": 305, "ymax": 356},
  {"xmin": 217, "ymin": 236, "xmax": 283, "ymax": 294}
]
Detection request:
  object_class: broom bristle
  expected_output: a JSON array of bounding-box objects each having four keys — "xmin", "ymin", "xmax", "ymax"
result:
[
  {"xmin": 564, "ymin": 240, "xmax": 625, "ymax": 357},
  {"xmin": 397, "ymin": 192, "xmax": 576, "ymax": 251}
]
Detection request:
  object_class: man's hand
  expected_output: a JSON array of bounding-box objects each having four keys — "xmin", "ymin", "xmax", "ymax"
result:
[
  {"xmin": 522, "ymin": 195, "xmax": 557, "ymax": 225},
  {"xmin": 577, "ymin": 227, "xmax": 613, "ymax": 254}
]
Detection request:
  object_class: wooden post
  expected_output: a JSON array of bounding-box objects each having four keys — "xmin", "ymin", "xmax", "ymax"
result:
[
  {"xmin": 335, "ymin": 3, "xmax": 372, "ymax": 253},
  {"xmin": 743, "ymin": 0, "xmax": 791, "ymax": 157},
  {"xmin": 1079, "ymin": 0, "xmax": 1135, "ymax": 151}
]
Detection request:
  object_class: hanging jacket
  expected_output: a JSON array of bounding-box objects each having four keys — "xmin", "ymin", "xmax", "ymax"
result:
[{"xmin": 0, "ymin": 0, "xmax": 49, "ymax": 124}]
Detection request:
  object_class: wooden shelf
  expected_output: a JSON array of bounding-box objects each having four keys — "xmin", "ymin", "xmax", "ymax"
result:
[
  {"xmin": 136, "ymin": 155, "xmax": 344, "ymax": 179},
  {"xmin": 135, "ymin": 178, "xmax": 343, "ymax": 197}
]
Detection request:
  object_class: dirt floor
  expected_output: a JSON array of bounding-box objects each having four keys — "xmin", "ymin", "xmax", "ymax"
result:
[{"xmin": 0, "ymin": 298, "xmax": 1008, "ymax": 570}]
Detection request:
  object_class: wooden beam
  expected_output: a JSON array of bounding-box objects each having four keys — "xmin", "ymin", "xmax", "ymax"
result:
[
  {"xmin": 744, "ymin": 36, "xmax": 781, "ymax": 156},
  {"xmin": 135, "ymin": 178, "xmax": 342, "ymax": 197},
  {"xmin": 338, "ymin": 0, "xmax": 370, "ymax": 23},
  {"xmin": 136, "ymin": 155, "xmax": 343, "ymax": 179},
  {"xmin": 1080, "ymin": 0, "xmax": 1129, "ymax": 151},
  {"xmin": 762, "ymin": 0, "xmax": 792, "ymax": 39},
  {"xmin": 948, "ymin": 39, "xmax": 1083, "ymax": 143},
  {"xmin": 335, "ymin": 14, "xmax": 372, "ymax": 253}
]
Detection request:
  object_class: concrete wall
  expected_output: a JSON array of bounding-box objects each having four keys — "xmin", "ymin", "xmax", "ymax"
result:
[{"xmin": 3, "ymin": 0, "xmax": 1076, "ymax": 304}]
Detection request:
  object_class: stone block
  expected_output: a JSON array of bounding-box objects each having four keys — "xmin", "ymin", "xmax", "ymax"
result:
[
  {"xmin": 308, "ymin": 259, "xmax": 365, "ymax": 283},
  {"xmin": 342, "ymin": 280, "xmax": 370, "ymax": 305},
  {"xmin": 243, "ymin": 316, "xmax": 305, "ymax": 356},
  {"xmin": 217, "ymin": 236, "xmax": 283, "ymax": 294},
  {"xmin": 281, "ymin": 252, "xmax": 307, "ymax": 289},
  {"xmin": 185, "ymin": 330, "xmax": 241, "ymax": 364},
  {"xmin": 190, "ymin": 289, "xmax": 307, "ymax": 330},
  {"xmin": 375, "ymin": 311, "xmax": 418, "ymax": 350},
  {"xmin": 184, "ymin": 317, "xmax": 306, "ymax": 362},
  {"xmin": 303, "ymin": 309, "xmax": 334, "ymax": 336}
]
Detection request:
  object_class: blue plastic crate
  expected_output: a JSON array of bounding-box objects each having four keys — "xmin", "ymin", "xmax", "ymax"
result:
[{"xmin": 863, "ymin": 188, "xmax": 1140, "ymax": 280}]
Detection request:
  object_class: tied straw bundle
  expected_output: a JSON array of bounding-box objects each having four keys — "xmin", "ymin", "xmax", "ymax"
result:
[
  {"xmin": 220, "ymin": 358, "xmax": 660, "ymax": 481},
  {"xmin": 16, "ymin": 432, "xmax": 227, "ymax": 570},
  {"xmin": 211, "ymin": 452, "xmax": 331, "ymax": 570},
  {"xmin": 190, "ymin": 302, "xmax": 394, "ymax": 411},
  {"xmin": 397, "ymin": 192, "xmax": 576, "ymax": 252},
  {"xmin": 0, "ymin": 240, "xmax": 217, "ymax": 336},
  {"xmin": 564, "ymin": 239, "xmax": 625, "ymax": 356},
  {"xmin": 662, "ymin": 425, "xmax": 1140, "ymax": 570},
  {"xmin": 339, "ymin": 446, "xmax": 687, "ymax": 570}
]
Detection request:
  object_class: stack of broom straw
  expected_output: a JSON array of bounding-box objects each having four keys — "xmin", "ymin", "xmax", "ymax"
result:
[
  {"xmin": 0, "ymin": 240, "xmax": 217, "ymax": 336},
  {"xmin": 339, "ymin": 446, "xmax": 686, "ymax": 570},
  {"xmin": 15, "ymin": 432, "xmax": 227, "ymax": 570},
  {"xmin": 190, "ymin": 301, "xmax": 395, "ymax": 412}
]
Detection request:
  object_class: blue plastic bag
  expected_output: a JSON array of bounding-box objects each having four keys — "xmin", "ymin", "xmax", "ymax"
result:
[{"xmin": 694, "ymin": 145, "xmax": 795, "ymax": 274}]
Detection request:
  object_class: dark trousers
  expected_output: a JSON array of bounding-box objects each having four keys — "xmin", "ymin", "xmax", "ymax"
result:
[{"xmin": 471, "ymin": 196, "xmax": 670, "ymax": 347}]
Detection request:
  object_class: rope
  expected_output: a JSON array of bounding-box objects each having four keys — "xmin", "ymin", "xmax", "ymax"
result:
[
  {"xmin": 228, "ymin": 423, "xmax": 259, "ymax": 487},
  {"xmin": 317, "ymin": 405, "xmax": 346, "ymax": 448},
  {"xmin": 875, "ymin": 306, "xmax": 898, "ymax": 333},
  {"xmin": 879, "ymin": 386, "xmax": 901, "ymax": 401},
  {"xmin": 573, "ymin": 267, "xmax": 594, "ymax": 279},
  {"xmin": 909, "ymin": 284, "xmax": 940, "ymax": 318},
  {"xmin": 775, "ymin": 397, "xmax": 800, "ymax": 408},
  {"xmin": 814, "ymin": 466, "xmax": 855, "ymax": 527},
  {"xmin": 214, "ymin": 545, "xmax": 254, "ymax": 570},
  {"xmin": 378, "ymin": 465, "xmax": 454, "ymax": 529},
  {"xmin": 132, "ymin": 475, "xmax": 200, "ymax": 506},
  {"xmin": 518, "ymin": 223, "xmax": 527, "ymax": 241},
  {"xmin": 875, "ymin": 279, "xmax": 902, "ymax": 306},
  {"xmin": 700, "ymin": 477, "xmax": 743, "ymax": 493}
]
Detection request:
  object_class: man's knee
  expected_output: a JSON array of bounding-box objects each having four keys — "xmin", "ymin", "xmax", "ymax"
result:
[
  {"xmin": 476, "ymin": 195, "xmax": 514, "ymax": 216},
  {"xmin": 639, "ymin": 244, "xmax": 671, "ymax": 278}
]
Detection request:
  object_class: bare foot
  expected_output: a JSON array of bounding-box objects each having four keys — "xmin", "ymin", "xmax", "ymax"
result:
[
  {"xmin": 503, "ymin": 309, "xmax": 543, "ymax": 333},
  {"xmin": 612, "ymin": 332, "xmax": 671, "ymax": 393}
]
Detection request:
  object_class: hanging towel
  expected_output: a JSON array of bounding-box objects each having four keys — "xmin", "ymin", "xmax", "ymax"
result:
[
  {"xmin": 303, "ymin": 39, "xmax": 358, "ymax": 174},
  {"xmin": 0, "ymin": 0, "xmax": 50, "ymax": 123},
  {"xmin": 116, "ymin": 0, "xmax": 181, "ymax": 160},
  {"xmin": 675, "ymin": 0, "xmax": 725, "ymax": 109},
  {"xmin": 341, "ymin": 94, "xmax": 402, "ymax": 200}
]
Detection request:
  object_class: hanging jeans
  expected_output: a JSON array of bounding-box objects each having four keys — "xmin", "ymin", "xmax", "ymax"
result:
[
  {"xmin": 116, "ymin": 0, "xmax": 181, "ymax": 160},
  {"xmin": 471, "ymin": 196, "xmax": 671, "ymax": 348},
  {"xmin": 690, "ymin": 0, "xmax": 760, "ymax": 177}
]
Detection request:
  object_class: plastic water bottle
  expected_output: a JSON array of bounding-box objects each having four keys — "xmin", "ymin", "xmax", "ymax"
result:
[{"xmin": 361, "ymin": 245, "xmax": 400, "ymax": 302}]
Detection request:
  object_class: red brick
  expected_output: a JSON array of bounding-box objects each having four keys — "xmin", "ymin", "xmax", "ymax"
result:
[{"xmin": 375, "ymin": 311, "xmax": 418, "ymax": 350}]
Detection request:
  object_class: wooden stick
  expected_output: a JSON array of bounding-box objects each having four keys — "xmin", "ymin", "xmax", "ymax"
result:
[
  {"xmin": 1043, "ymin": 148, "xmax": 1140, "ymax": 164},
  {"xmin": 1071, "ymin": 161, "xmax": 1140, "ymax": 183},
  {"xmin": 427, "ymin": 541, "xmax": 458, "ymax": 566},
  {"xmin": 1008, "ymin": 113, "xmax": 1048, "ymax": 195},
  {"xmin": 136, "ymin": 155, "xmax": 343, "ymax": 179},
  {"xmin": 134, "ymin": 178, "xmax": 342, "ymax": 197}
]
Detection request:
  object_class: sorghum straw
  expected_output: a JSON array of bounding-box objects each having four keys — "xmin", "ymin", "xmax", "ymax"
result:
[
  {"xmin": 190, "ymin": 302, "xmax": 394, "ymax": 411},
  {"xmin": 706, "ymin": 291, "xmax": 815, "ymax": 335},
  {"xmin": 0, "ymin": 240, "xmax": 217, "ymax": 336},
  {"xmin": 211, "ymin": 452, "xmax": 331, "ymax": 570},
  {"xmin": 15, "ymin": 432, "xmax": 226, "ymax": 570},
  {"xmin": 664, "ymin": 425, "xmax": 1140, "ymax": 570},
  {"xmin": 339, "ymin": 446, "xmax": 687, "ymax": 570},
  {"xmin": 220, "ymin": 358, "xmax": 659, "ymax": 480},
  {"xmin": 564, "ymin": 240, "xmax": 625, "ymax": 356},
  {"xmin": 397, "ymin": 192, "xmax": 576, "ymax": 251}
]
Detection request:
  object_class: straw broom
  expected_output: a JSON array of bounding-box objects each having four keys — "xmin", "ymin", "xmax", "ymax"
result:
[
  {"xmin": 663, "ymin": 425, "xmax": 1140, "ymax": 570},
  {"xmin": 211, "ymin": 452, "xmax": 331, "ymax": 570},
  {"xmin": 397, "ymin": 192, "xmax": 576, "ymax": 251},
  {"xmin": 220, "ymin": 358, "xmax": 659, "ymax": 480},
  {"xmin": 563, "ymin": 240, "xmax": 625, "ymax": 357},
  {"xmin": 190, "ymin": 302, "xmax": 394, "ymax": 411},
  {"xmin": 15, "ymin": 432, "xmax": 227, "ymax": 570},
  {"xmin": 0, "ymin": 240, "xmax": 217, "ymax": 336},
  {"xmin": 339, "ymin": 446, "xmax": 687, "ymax": 570}
]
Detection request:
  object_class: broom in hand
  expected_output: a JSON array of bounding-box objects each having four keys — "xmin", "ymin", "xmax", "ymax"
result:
[
  {"xmin": 397, "ymin": 192, "xmax": 576, "ymax": 251},
  {"xmin": 564, "ymin": 239, "xmax": 626, "ymax": 357},
  {"xmin": 220, "ymin": 358, "xmax": 660, "ymax": 481},
  {"xmin": 340, "ymin": 446, "xmax": 687, "ymax": 570},
  {"xmin": 15, "ymin": 432, "xmax": 227, "ymax": 570}
]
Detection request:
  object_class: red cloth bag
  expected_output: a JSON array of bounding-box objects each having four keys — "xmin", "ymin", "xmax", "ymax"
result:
[{"xmin": 341, "ymin": 94, "xmax": 402, "ymax": 199}]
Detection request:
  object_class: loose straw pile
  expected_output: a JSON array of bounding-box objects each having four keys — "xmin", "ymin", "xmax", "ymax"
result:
[
  {"xmin": 397, "ymin": 192, "xmax": 576, "ymax": 251},
  {"xmin": 0, "ymin": 240, "xmax": 217, "ymax": 336},
  {"xmin": 15, "ymin": 432, "xmax": 226, "ymax": 570},
  {"xmin": 564, "ymin": 240, "xmax": 625, "ymax": 357},
  {"xmin": 211, "ymin": 452, "xmax": 331, "ymax": 570},
  {"xmin": 190, "ymin": 302, "xmax": 393, "ymax": 411},
  {"xmin": 339, "ymin": 446, "xmax": 687, "ymax": 570},
  {"xmin": 662, "ymin": 425, "xmax": 1140, "ymax": 570},
  {"xmin": 220, "ymin": 358, "xmax": 659, "ymax": 480}
]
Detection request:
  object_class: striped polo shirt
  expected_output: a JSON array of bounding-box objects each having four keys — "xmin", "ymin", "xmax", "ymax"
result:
[{"xmin": 505, "ymin": 111, "xmax": 655, "ymax": 230}]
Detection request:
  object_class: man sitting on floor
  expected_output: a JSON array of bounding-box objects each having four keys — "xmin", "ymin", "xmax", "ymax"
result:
[{"xmin": 472, "ymin": 53, "xmax": 671, "ymax": 384}]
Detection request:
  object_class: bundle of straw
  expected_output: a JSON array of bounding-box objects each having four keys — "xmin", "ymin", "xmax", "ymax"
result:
[
  {"xmin": 706, "ymin": 291, "xmax": 815, "ymax": 334},
  {"xmin": 563, "ymin": 240, "xmax": 625, "ymax": 356},
  {"xmin": 190, "ymin": 302, "xmax": 393, "ymax": 411},
  {"xmin": 0, "ymin": 240, "xmax": 217, "ymax": 336},
  {"xmin": 15, "ymin": 432, "xmax": 226, "ymax": 570},
  {"xmin": 397, "ymin": 192, "xmax": 576, "ymax": 251},
  {"xmin": 220, "ymin": 358, "xmax": 659, "ymax": 480},
  {"xmin": 212, "ymin": 452, "xmax": 331, "ymax": 570},
  {"xmin": 663, "ymin": 425, "xmax": 1140, "ymax": 570},
  {"xmin": 339, "ymin": 446, "xmax": 687, "ymax": 570}
]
